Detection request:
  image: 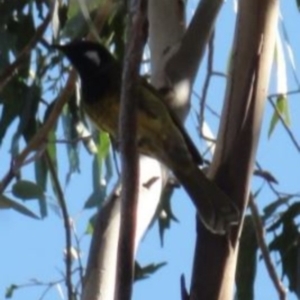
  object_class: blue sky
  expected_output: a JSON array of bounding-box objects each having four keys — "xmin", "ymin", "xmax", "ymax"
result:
[{"xmin": 1, "ymin": 1, "xmax": 300, "ymax": 300}]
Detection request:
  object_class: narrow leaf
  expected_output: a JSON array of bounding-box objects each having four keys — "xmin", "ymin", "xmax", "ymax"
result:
[
  {"xmin": 268, "ymin": 95, "xmax": 290, "ymax": 138},
  {"xmin": 5, "ymin": 284, "xmax": 18, "ymax": 298},
  {"xmin": 296, "ymin": 0, "xmax": 300, "ymax": 12},
  {"xmin": 134, "ymin": 261, "xmax": 167, "ymax": 281},
  {"xmin": 0, "ymin": 195, "xmax": 39, "ymax": 219},
  {"xmin": 158, "ymin": 180, "xmax": 178, "ymax": 246},
  {"xmin": 269, "ymin": 219, "xmax": 300, "ymax": 298},
  {"xmin": 263, "ymin": 196, "xmax": 291, "ymax": 221},
  {"xmin": 12, "ymin": 180, "xmax": 44, "ymax": 201},
  {"xmin": 268, "ymin": 30, "xmax": 290, "ymax": 137},
  {"xmin": 235, "ymin": 216, "xmax": 258, "ymax": 300}
]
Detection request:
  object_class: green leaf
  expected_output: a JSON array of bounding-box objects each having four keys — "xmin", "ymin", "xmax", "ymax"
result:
[
  {"xmin": 104, "ymin": 151, "xmax": 113, "ymax": 184},
  {"xmin": 267, "ymin": 202, "xmax": 300, "ymax": 232},
  {"xmin": 12, "ymin": 180, "xmax": 45, "ymax": 201},
  {"xmin": 5, "ymin": 284, "xmax": 18, "ymax": 298},
  {"xmin": 62, "ymin": 0, "xmax": 106, "ymax": 39},
  {"xmin": 134, "ymin": 261, "xmax": 167, "ymax": 281},
  {"xmin": 0, "ymin": 80, "xmax": 28, "ymax": 143},
  {"xmin": 47, "ymin": 131, "xmax": 59, "ymax": 209},
  {"xmin": 84, "ymin": 187, "xmax": 106, "ymax": 209},
  {"xmin": 263, "ymin": 196, "xmax": 291, "ymax": 221},
  {"xmin": 47, "ymin": 130, "xmax": 58, "ymax": 172},
  {"xmin": 92, "ymin": 154, "xmax": 101, "ymax": 192},
  {"xmin": 21, "ymin": 84, "xmax": 41, "ymax": 142},
  {"xmin": 86, "ymin": 213, "xmax": 97, "ymax": 234},
  {"xmin": 158, "ymin": 180, "xmax": 178, "ymax": 246},
  {"xmin": 8, "ymin": 83, "xmax": 40, "ymax": 156},
  {"xmin": 0, "ymin": 194, "xmax": 39, "ymax": 219},
  {"xmin": 269, "ymin": 218, "xmax": 300, "ymax": 298},
  {"xmin": 99, "ymin": 131, "xmax": 111, "ymax": 159},
  {"xmin": 235, "ymin": 216, "xmax": 258, "ymax": 300},
  {"xmin": 268, "ymin": 94, "xmax": 290, "ymax": 138},
  {"xmin": 34, "ymin": 154, "xmax": 48, "ymax": 192},
  {"xmin": 61, "ymin": 105, "xmax": 80, "ymax": 185},
  {"xmin": 92, "ymin": 132, "xmax": 111, "ymax": 191}
]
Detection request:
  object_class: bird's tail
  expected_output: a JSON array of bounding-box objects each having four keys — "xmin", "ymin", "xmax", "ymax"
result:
[{"xmin": 172, "ymin": 163, "xmax": 239, "ymax": 234}]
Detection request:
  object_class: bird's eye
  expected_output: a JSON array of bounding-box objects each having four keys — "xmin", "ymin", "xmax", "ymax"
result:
[{"xmin": 84, "ymin": 51, "xmax": 101, "ymax": 65}]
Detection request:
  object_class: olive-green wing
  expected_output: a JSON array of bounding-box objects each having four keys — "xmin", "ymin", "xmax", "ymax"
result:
[{"xmin": 138, "ymin": 78, "xmax": 203, "ymax": 166}]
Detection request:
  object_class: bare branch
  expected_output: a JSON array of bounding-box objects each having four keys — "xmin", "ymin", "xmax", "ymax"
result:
[
  {"xmin": 190, "ymin": 0, "xmax": 279, "ymax": 299},
  {"xmin": 45, "ymin": 151, "xmax": 73, "ymax": 299},
  {"xmin": 115, "ymin": 1, "xmax": 148, "ymax": 299},
  {"xmin": 249, "ymin": 197, "xmax": 287, "ymax": 300},
  {"xmin": 166, "ymin": 0, "xmax": 223, "ymax": 87}
]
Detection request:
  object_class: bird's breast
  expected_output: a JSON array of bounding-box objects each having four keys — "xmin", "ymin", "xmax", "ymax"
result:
[{"xmin": 82, "ymin": 93, "xmax": 120, "ymax": 138}]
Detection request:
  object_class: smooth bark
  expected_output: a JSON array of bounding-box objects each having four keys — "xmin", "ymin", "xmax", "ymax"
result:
[{"xmin": 189, "ymin": 1, "xmax": 279, "ymax": 299}]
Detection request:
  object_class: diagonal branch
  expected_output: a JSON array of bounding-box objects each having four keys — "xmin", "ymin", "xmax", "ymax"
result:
[{"xmin": 190, "ymin": 1, "xmax": 279, "ymax": 299}]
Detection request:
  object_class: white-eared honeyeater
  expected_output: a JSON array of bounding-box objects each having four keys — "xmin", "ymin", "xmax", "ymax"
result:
[{"xmin": 54, "ymin": 41, "xmax": 239, "ymax": 234}]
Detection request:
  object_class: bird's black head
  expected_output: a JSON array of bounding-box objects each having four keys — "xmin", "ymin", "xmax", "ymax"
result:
[
  {"xmin": 54, "ymin": 41, "xmax": 120, "ymax": 102},
  {"xmin": 54, "ymin": 41, "xmax": 115, "ymax": 78}
]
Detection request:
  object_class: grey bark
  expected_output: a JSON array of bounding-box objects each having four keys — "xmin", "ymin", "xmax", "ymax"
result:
[{"xmin": 189, "ymin": 0, "xmax": 279, "ymax": 299}]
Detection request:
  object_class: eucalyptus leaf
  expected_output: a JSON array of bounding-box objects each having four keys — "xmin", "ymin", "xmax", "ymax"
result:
[
  {"xmin": 134, "ymin": 261, "xmax": 167, "ymax": 281},
  {"xmin": 12, "ymin": 180, "xmax": 45, "ymax": 201},
  {"xmin": 0, "ymin": 194, "xmax": 39, "ymax": 219},
  {"xmin": 235, "ymin": 216, "xmax": 257, "ymax": 300}
]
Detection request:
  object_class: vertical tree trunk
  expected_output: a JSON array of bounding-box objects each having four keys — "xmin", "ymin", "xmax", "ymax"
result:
[{"xmin": 189, "ymin": 0, "xmax": 279, "ymax": 299}]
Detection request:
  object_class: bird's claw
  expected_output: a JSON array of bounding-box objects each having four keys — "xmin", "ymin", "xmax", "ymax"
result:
[{"xmin": 201, "ymin": 201, "xmax": 240, "ymax": 235}]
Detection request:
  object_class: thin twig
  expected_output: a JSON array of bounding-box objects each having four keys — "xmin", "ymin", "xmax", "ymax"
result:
[
  {"xmin": 0, "ymin": 12, "xmax": 51, "ymax": 92},
  {"xmin": 72, "ymin": 227, "xmax": 85, "ymax": 288},
  {"xmin": 44, "ymin": 151, "xmax": 73, "ymax": 300},
  {"xmin": 249, "ymin": 197, "xmax": 287, "ymax": 300},
  {"xmin": 268, "ymin": 89, "xmax": 300, "ymax": 98},
  {"xmin": 11, "ymin": 278, "xmax": 65, "ymax": 300},
  {"xmin": 255, "ymin": 161, "xmax": 283, "ymax": 199}
]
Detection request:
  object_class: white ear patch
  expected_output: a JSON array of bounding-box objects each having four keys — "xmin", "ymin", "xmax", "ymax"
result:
[{"xmin": 84, "ymin": 51, "xmax": 101, "ymax": 65}]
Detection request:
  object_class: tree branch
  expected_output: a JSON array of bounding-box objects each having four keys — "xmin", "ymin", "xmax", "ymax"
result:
[
  {"xmin": 0, "ymin": 12, "xmax": 51, "ymax": 92},
  {"xmin": 45, "ymin": 151, "xmax": 73, "ymax": 299},
  {"xmin": 0, "ymin": 72, "xmax": 76, "ymax": 194},
  {"xmin": 190, "ymin": 0, "xmax": 279, "ymax": 299},
  {"xmin": 114, "ymin": 1, "xmax": 147, "ymax": 299},
  {"xmin": 249, "ymin": 196, "xmax": 287, "ymax": 300},
  {"xmin": 166, "ymin": 0, "xmax": 223, "ymax": 89}
]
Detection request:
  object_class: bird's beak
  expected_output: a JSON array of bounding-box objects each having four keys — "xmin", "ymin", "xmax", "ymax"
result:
[
  {"xmin": 51, "ymin": 44, "xmax": 66, "ymax": 53},
  {"xmin": 51, "ymin": 44, "xmax": 61, "ymax": 49}
]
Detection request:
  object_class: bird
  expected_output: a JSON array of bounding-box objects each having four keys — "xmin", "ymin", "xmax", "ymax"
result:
[{"xmin": 54, "ymin": 40, "xmax": 239, "ymax": 234}]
